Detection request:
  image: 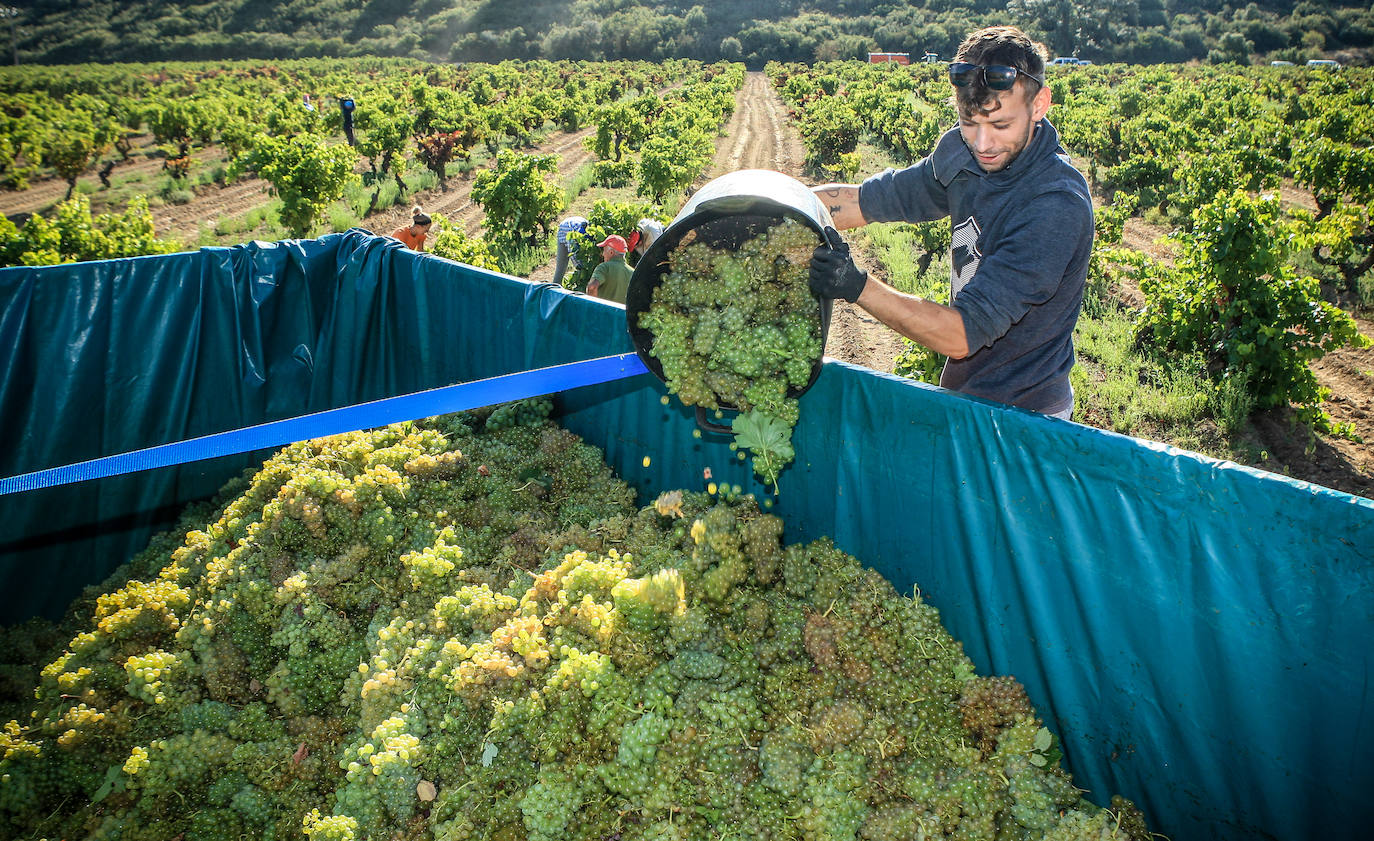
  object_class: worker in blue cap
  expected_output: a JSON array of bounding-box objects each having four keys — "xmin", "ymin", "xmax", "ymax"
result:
[{"xmin": 552, "ymin": 215, "xmax": 590, "ymax": 287}]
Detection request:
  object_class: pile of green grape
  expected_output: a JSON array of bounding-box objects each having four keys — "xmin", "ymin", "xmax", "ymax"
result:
[
  {"xmin": 0, "ymin": 402, "xmax": 1154, "ymax": 841},
  {"xmin": 638, "ymin": 216, "xmax": 824, "ymax": 491}
]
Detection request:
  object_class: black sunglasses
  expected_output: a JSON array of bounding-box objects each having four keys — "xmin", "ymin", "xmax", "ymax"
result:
[{"xmin": 948, "ymin": 62, "xmax": 1045, "ymax": 91}]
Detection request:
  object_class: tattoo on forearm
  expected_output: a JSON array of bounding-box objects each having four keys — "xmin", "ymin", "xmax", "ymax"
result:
[
  {"xmin": 829, "ymin": 205, "xmax": 842, "ymax": 214},
  {"xmin": 821, "ymin": 188, "xmax": 841, "ymax": 197}
]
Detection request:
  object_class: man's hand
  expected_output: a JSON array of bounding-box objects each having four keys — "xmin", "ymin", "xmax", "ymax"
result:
[{"xmin": 809, "ymin": 226, "xmax": 868, "ymax": 303}]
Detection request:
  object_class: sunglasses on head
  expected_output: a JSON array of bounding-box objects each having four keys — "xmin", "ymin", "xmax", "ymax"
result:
[{"xmin": 948, "ymin": 62, "xmax": 1044, "ymax": 91}]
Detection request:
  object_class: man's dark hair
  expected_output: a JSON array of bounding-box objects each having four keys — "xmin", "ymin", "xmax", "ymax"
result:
[{"xmin": 951, "ymin": 26, "xmax": 1048, "ymax": 117}]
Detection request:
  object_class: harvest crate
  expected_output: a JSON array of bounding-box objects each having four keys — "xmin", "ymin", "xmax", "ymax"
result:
[{"xmin": 2, "ymin": 230, "xmax": 1371, "ymax": 841}]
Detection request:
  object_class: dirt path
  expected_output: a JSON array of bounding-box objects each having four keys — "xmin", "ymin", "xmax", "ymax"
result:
[
  {"xmin": 1, "ymin": 176, "xmax": 86, "ymax": 218},
  {"xmin": 0, "ymin": 125, "xmax": 596, "ymax": 243},
  {"xmin": 703, "ymin": 72, "xmax": 904, "ymax": 373},
  {"xmin": 0, "ymin": 137, "xmax": 228, "ymax": 220},
  {"xmin": 150, "ymin": 174, "xmax": 272, "ymax": 233},
  {"xmin": 706, "ymin": 71, "xmax": 806, "ymax": 180},
  {"xmin": 0, "ymin": 134, "xmax": 251, "ymax": 238}
]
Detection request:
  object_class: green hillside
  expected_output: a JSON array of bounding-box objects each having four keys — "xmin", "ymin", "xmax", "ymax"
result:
[{"xmin": 5, "ymin": 0, "xmax": 1372, "ymax": 65}]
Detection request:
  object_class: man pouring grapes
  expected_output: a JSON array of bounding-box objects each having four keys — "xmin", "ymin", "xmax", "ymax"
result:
[{"xmin": 809, "ymin": 26, "xmax": 1093, "ymax": 419}]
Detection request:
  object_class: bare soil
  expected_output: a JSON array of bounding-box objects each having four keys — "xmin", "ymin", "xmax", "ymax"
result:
[
  {"xmin": 707, "ymin": 71, "xmax": 806, "ymax": 178},
  {"xmin": 151, "ymin": 174, "xmax": 272, "ymax": 234},
  {"xmin": 0, "ymin": 137, "xmax": 225, "ymax": 219},
  {"xmin": 1247, "ymin": 316, "xmax": 1374, "ymax": 496}
]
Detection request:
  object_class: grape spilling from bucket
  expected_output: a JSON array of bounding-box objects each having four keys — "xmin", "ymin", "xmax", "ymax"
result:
[{"xmin": 638, "ymin": 217, "xmax": 823, "ymax": 492}]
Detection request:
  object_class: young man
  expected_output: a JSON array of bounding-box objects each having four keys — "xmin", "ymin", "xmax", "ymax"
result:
[
  {"xmin": 587, "ymin": 235, "xmax": 633, "ymax": 304},
  {"xmin": 809, "ymin": 26, "xmax": 1094, "ymax": 419}
]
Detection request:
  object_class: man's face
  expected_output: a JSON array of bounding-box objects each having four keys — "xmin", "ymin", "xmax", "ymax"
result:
[{"xmin": 957, "ymin": 82, "xmax": 1051, "ymax": 173}]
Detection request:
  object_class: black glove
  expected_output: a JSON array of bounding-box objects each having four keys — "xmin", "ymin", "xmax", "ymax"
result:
[{"xmin": 809, "ymin": 226, "xmax": 867, "ymax": 303}]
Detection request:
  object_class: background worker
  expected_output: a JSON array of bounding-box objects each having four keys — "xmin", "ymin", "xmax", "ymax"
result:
[
  {"xmin": 587, "ymin": 235, "xmax": 632, "ymax": 304},
  {"xmin": 551, "ymin": 215, "xmax": 589, "ymax": 286},
  {"xmin": 808, "ymin": 25, "xmax": 1093, "ymax": 420},
  {"xmin": 339, "ymin": 95, "xmax": 356, "ymax": 146},
  {"xmin": 390, "ymin": 206, "xmax": 432, "ymax": 251},
  {"xmin": 626, "ymin": 217, "xmax": 664, "ymax": 264}
]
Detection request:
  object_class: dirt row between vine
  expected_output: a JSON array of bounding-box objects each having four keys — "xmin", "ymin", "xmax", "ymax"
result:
[
  {"xmin": 0, "ymin": 127, "xmax": 596, "ymax": 242},
  {"xmin": 149, "ymin": 175, "xmax": 271, "ymax": 234},
  {"xmin": 706, "ymin": 71, "xmax": 906, "ymax": 375},
  {"xmin": 1089, "ymin": 175, "xmax": 1374, "ymax": 495},
  {"xmin": 1252, "ymin": 315, "xmax": 1374, "ymax": 494},
  {"xmin": 708, "ymin": 71, "xmax": 803, "ymax": 178},
  {"xmin": 358, "ymin": 124, "xmax": 600, "ymax": 238},
  {"xmin": 0, "ymin": 137, "xmax": 228, "ymax": 220}
]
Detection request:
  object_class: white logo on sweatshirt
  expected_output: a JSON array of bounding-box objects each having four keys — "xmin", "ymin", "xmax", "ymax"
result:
[{"xmin": 950, "ymin": 216, "xmax": 982, "ymax": 300}]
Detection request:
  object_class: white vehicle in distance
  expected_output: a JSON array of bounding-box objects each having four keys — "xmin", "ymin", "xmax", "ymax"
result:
[
  {"xmin": 1050, "ymin": 57, "xmax": 1080, "ymax": 66},
  {"xmin": 1306, "ymin": 59, "xmax": 1341, "ymax": 68},
  {"xmin": 1271, "ymin": 60, "xmax": 1295, "ymax": 66}
]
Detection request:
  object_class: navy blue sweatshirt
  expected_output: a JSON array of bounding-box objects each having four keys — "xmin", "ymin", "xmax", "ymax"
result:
[{"xmin": 858, "ymin": 118, "xmax": 1093, "ymax": 414}]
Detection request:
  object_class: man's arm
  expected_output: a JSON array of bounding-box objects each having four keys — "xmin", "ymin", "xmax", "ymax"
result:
[
  {"xmin": 810, "ymin": 224, "xmax": 969, "ymax": 359},
  {"xmin": 856, "ymin": 278, "xmax": 970, "ymax": 360},
  {"xmin": 811, "ymin": 184, "xmax": 867, "ymax": 231}
]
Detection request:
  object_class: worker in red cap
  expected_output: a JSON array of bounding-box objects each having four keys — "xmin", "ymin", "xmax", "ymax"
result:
[{"xmin": 587, "ymin": 234, "xmax": 633, "ymax": 304}]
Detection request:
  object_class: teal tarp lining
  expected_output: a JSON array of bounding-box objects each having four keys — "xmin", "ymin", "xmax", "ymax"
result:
[{"xmin": 2, "ymin": 229, "xmax": 1372, "ymax": 841}]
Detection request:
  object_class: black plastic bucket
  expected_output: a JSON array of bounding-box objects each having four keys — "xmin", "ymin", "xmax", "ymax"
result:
[{"xmin": 625, "ymin": 170, "xmax": 834, "ymax": 431}]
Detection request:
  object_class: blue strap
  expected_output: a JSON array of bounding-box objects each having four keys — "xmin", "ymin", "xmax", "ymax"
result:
[{"xmin": 0, "ymin": 353, "xmax": 650, "ymax": 496}]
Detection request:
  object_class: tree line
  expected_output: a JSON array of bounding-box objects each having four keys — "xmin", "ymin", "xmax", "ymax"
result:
[{"xmin": 6, "ymin": 1, "xmax": 1372, "ymax": 67}]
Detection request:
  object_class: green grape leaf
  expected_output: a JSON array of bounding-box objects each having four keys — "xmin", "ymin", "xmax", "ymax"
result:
[
  {"xmin": 91, "ymin": 763, "xmax": 126, "ymax": 803},
  {"xmin": 481, "ymin": 742, "xmax": 499, "ymax": 767},
  {"xmin": 517, "ymin": 466, "xmax": 554, "ymax": 491},
  {"xmin": 1029, "ymin": 752, "xmax": 1048, "ymax": 767},
  {"xmin": 1034, "ymin": 726, "xmax": 1053, "ymax": 752},
  {"xmin": 953, "ymin": 660, "xmax": 976, "ymax": 683},
  {"xmin": 731, "ymin": 410, "xmax": 794, "ymax": 464}
]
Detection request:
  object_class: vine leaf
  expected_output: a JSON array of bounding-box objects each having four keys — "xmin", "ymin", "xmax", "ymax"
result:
[
  {"xmin": 732, "ymin": 411, "xmax": 794, "ymax": 461},
  {"xmin": 91, "ymin": 763, "xmax": 126, "ymax": 803},
  {"xmin": 731, "ymin": 410, "xmax": 795, "ymax": 492}
]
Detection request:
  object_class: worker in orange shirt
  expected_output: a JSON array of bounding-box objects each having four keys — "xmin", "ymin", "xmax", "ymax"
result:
[{"xmin": 391, "ymin": 207, "xmax": 432, "ymax": 251}]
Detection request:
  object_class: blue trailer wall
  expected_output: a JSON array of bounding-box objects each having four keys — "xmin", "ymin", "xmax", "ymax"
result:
[{"xmin": 2, "ymin": 230, "xmax": 1372, "ymax": 841}]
